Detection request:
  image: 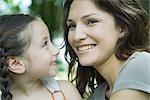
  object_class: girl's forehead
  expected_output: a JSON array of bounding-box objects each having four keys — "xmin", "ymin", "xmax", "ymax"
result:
[{"xmin": 26, "ymin": 19, "xmax": 50, "ymax": 41}]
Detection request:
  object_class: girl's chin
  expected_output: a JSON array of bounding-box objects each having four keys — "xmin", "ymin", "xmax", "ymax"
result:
[{"xmin": 50, "ymin": 74, "xmax": 56, "ymax": 77}]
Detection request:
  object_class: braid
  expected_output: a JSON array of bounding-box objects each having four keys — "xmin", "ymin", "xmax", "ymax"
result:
[
  {"xmin": 0, "ymin": 14, "xmax": 36, "ymax": 100},
  {"xmin": 0, "ymin": 56, "xmax": 12, "ymax": 100}
]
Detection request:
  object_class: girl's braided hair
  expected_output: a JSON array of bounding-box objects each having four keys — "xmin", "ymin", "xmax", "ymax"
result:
[{"xmin": 0, "ymin": 14, "xmax": 36, "ymax": 100}]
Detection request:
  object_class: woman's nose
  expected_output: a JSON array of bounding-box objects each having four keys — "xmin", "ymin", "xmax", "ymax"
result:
[{"xmin": 74, "ymin": 24, "xmax": 87, "ymax": 41}]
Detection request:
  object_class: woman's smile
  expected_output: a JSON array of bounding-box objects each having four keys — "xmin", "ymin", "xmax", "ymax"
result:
[{"xmin": 77, "ymin": 44, "xmax": 96, "ymax": 52}]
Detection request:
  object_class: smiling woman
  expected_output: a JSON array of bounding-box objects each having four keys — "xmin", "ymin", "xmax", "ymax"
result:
[{"xmin": 62, "ymin": 0, "xmax": 150, "ymax": 100}]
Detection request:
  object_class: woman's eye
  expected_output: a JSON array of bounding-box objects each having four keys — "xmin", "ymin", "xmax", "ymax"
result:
[
  {"xmin": 86, "ymin": 19, "xmax": 99, "ymax": 26},
  {"xmin": 67, "ymin": 23, "xmax": 76, "ymax": 31}
]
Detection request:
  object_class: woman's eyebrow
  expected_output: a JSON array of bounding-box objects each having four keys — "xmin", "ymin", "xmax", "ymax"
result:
[
  {"xmin": 67, "ymin": 13, "xmax": 98, "ymax": 22},
  {"xmin": 81, "ymin": 13, "xmax": 98, "ymax": 19}
]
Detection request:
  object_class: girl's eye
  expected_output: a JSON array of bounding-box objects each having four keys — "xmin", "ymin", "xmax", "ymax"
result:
[
  {"xmin": 42, "ymin": 40, "xmax": 48, "ymax": 47},
  {"xmin": 86, "ymin": 19, "xmax": 99, "ymax": 26},
  {"xmin": 67, "ymin": 23, "xmax": 76, "ymax": 31}
]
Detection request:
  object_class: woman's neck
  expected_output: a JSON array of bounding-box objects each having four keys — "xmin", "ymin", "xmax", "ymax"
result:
[{"xmin": 96, "ymin": 54, "xmax": 125, "ymax": 91}]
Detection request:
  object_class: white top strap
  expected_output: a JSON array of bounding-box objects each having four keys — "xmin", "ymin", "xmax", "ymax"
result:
[
  {"xmin": 0, "ymin": 91, "xmax": 1, "ymax": 100},
  {"xmin": 42, "ymin": 77, "xmax": 61, "ymax": 93}
]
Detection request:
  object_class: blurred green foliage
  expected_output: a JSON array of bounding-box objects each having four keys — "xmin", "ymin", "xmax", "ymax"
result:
[
  {"xmin": 0, "ymin": 0, "xmax": 149, "ymax": 37},
  {"xmin": 0, "ymin": 0, "xmax": 63, "ymax": 38},
  {"xmin": 29, "ymin": 0, "xmax": 63, "ymax": 38}
]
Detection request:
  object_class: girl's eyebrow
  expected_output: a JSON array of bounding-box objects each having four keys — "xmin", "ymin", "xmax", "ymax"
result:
[
  {"xmin": 42, "ymin": 36, "xmax": 48, "ymax": 40},
  {"xmin": 40, "ymin": 36, "xmax": 48, "ymax": 44}
]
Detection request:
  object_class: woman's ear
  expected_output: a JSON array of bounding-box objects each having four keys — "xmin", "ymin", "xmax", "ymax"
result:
[
  {"xmin": 118, "ymin": 26, "xmax": 128, "ymax": 38},
  {"xmin": 7, "ymin": 57, "xmax": 25, "ymax": 74}
]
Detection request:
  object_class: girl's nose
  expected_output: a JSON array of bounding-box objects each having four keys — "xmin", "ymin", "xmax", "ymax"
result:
[{"xmin": 51, "ymin": 44, "xmax": 60, "ymax": 56}]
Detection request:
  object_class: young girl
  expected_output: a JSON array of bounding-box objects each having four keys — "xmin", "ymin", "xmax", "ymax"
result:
[{"xmin": 0, "ymin": 14, "xmax": 81, "ymax": 100}]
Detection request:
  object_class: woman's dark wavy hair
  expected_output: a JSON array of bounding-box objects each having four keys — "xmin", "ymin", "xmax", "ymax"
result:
[
  {"xmin": 62, "ymin": 0, "xmax": 150, "ymax": 97},
  {"xmin": 0, "ymin": 14, "xmax": 36, "ymax": 100}
]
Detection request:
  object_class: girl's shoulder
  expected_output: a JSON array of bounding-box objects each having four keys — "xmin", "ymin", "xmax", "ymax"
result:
[
  {"xmin": 57, "ymin": 80, "xmax": 82, "ymax": 100},
  {"xmin": 43, "ymin": 78, "xmax": 82, "ymax": 100},
  {"xmin": 57, "ymin": 80, "xmax": 78, "ymax": 93}
]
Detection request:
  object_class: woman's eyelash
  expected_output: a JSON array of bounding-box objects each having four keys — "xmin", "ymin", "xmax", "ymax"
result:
[
  {"xmin": 67, "ymin": 23, "xmax": 76, "ymax": 31},
  {"xmin": 67, "ymin": 18, "xmax": 100, "ymax": 31},
  {"xmin": 86, "ymin": 18, "xmax": 99, "ymax": 24},
  {"xmin": 68, "ymin": 23, "xmax": 75, "ymax": 28}
]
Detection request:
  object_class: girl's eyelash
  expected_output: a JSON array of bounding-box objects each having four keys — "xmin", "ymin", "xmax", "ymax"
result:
[
  {"xmin": 42, "ymin": 40, "xmax": 48, "ymax": 47},
  {"xmin": 45, "ymin": 41, "xmax": 48, "ymax": 45}
]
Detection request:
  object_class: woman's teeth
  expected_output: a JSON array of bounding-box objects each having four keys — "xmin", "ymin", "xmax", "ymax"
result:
[{"xmin": 77, "ymin": 44, "xmax": 95, "ymax": 51}]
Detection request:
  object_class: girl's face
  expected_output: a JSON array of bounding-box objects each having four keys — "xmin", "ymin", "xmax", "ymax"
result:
[
  {"xmin": 23, "ymin": 19, "xmax": 59, "ymax": 80},
  {"xmin": 67, "ymin": 0, "xmax": 123, "ymax": 68}
]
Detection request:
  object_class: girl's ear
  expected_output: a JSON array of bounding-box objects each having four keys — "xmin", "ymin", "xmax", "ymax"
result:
[{"xmin": 7, "ymin": 57, "xmax": 25, "ymax": 74}]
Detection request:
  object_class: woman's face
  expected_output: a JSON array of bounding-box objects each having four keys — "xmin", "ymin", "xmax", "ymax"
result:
[{"xmin": 67, "ymin": 0, "xmax": 123, "ymax": 68}]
